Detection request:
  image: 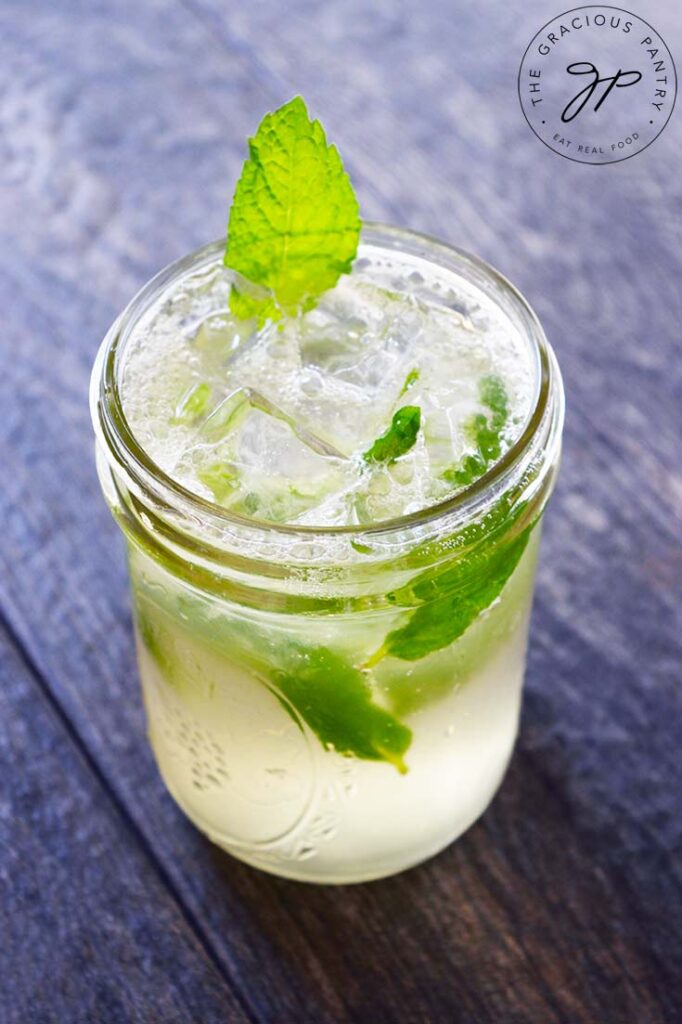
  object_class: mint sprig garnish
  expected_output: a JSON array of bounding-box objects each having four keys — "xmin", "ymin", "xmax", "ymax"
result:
[
  {"xmin": 224, "ymin": 96, "xmax": 360, "ymax": 320},
  {"xmin": 363, "ymin": 406, "xmax": 421, "ymax": 464}
]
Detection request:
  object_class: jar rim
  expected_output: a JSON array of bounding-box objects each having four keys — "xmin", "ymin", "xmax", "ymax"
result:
[{"xmin": 91, "ymin": 222, "xmax": 563, "ymax": 553}]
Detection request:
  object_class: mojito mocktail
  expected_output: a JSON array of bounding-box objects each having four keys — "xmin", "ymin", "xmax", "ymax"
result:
[{"xmin": 91, "ymin": 100, "xmax": 563, "ymax": 882}]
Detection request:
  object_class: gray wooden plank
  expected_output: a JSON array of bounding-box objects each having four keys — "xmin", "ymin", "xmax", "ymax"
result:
[
  {"xmin": 0, "ymin": 620, "xmax": 249, "ymax": 1024},
  {"xmin": 0, "ymin": 0, "xmax": 680, "ymax": 1021}
]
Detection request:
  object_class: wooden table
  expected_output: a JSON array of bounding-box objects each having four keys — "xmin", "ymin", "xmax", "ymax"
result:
[{"xmin": 1, "ymin": 2, "xmax": 680, "ymax": 1020}]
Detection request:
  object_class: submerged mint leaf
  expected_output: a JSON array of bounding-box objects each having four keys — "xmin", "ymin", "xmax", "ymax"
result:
[
  {"xmin": 364, "ymin": 406, "xmax": 421, "ymax": 464},
  {"xmin": 399, "ymin": 367, "xmax": 420, "ymax": 396},
  {"xmin": 134, "ymin": 599, "xmax": 187, "ymax": 692},
  {"xmin": 172, "ymin": 382, "xmax": 212, "ymax": 424},
  {"xmin": 372, "ymin": 522, "xmax": 534, "ymax": 663},
  {"xmin": 225, "ymin": 96, "xmax": 361, "ymax": 320},
  {"xmin": 134, "ymin": 585, "xmax": 411, "ymax": 773},
  {"xmin": 442, "ymin": 374, "xmax": 509, "ymax": 488},
  {"xmin": 350, "ymin": 539, "xmax": 374, "ymax": 555},
  {"xmin": 243, "ymin": 492, "xmax": 261, "ymax": 515},
  {"xmin": 479, "ymin": 373, "xmax": 508, "ymax": 429},
  {"xmin": 274, "ymin": 646, "xmax": 411, "ymax": 773},
  {"xmin": 197, "ymin": 462, "xmax": 239, "ymax": 503}
]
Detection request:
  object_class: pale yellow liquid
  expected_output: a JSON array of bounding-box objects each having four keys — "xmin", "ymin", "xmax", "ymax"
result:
[{"xmin": 133, "ymin": 531, "xmax": 540, "ymax": 883}]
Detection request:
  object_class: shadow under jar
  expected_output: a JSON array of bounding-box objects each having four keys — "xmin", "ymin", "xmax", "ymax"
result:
[{"xmin": 90, "ymin": 224, "xmax": 564, "ymax": 884}]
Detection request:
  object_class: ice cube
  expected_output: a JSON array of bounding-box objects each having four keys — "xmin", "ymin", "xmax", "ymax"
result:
[
  {"xmin": 278, "ymin": 283, "xmax": 428, "ymax": 455},
  {"xmin": 352, "ymin": 436, "xmax": 432, "ymax": 525},
  {"xmin": 174, "ymin": 395, "xmax": 350, "ymax": 523},
  {"xmin": 191, "ymin": 313, "xmax": 245, "ymax": 369},
  {"xmin": 300, "ymin": 280, "xmax": 422, "ymax": 394}
]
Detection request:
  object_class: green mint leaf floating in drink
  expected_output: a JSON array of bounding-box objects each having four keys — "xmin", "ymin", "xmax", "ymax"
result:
[
  {"xmin": 377, "ymin": 526, "xmax": 532, "ymax": 662},
  {"xmin": 399, "ymin": 367, "xmax": 420, "ymax": 396},
  {"xmin": 442, "ymin": 374, "xmax": 509, "ymax": 488},
  {"xmin": 363, "ymin": 406, "xmax": 421, "ymax": 464},
  {"xmin": 134, "ymin": 600, "xmax": 188, "ymax": 693},
  {"xmin": 350, "ymin": 539, "xmax": 374, "ymax": 555},
  {"xmin": 133, "ymin": 584, "xmax": 412, "ymax": 773},
  {"xmin": 366, "ymin": 497, "xmax": 535, "ymax": 666},
  {"xmin": 273, "ymin": 647, "xmax": 411, "ymax": 774},
  {"xmin": 171, "ymin": 381, "xmax": 212, "ymax": 424},
  {"xmin": 197, "ymin": 462, "xmax": 239, "ymax": 503},
  {"xmin": 225, "ymin": 96, "xmax": 361, "ymax": 321}
]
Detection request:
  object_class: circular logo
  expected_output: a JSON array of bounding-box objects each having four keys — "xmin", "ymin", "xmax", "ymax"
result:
[{"xmin": 518, "ymin": 6, "xmax": 677, "ymax": 164}]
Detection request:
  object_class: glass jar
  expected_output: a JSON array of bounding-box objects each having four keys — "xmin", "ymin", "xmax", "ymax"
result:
[{"xmin": 90, "ymin": 224, "xmax": 564, "ymax": 883}]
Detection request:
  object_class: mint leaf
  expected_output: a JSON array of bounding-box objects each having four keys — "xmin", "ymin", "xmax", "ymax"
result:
[
  {"xmin": 442, "ymin": 374, "xmax": 509, "ymax": 488},
  {"xmin": 134, "ymin": 600, "xmax": 187, "ymax": 692},
  {"xmin": 366, "ymin": 495, "xmax": 534, "ymax": 665},
  {"xmin": 399, "ymin": 367, "xmax": 420, "ymax": 396},
  {"xmin": 133, "ymin": 584, "xmax": 411, "ymax": 773},
  {"xmin": 273, "ymin": 646, "xmax": 411, "ymax": 773},
  {"xmin": 363, "ymin": 406, "xmax": 421, "ymax": 464},
  {"xmin": 197, "ymin": 462, "xmax": 239, "ymax": 503},
  {"xmin": 225, "ymin": 96, "xmax": 360, "ymax": 319},
  {"xmin": 350, "ymin": 539, "xmax": 374, "ymax": 555},
  {"xmin": 479, "ymin": 373, "xmax": 508, "ymax": 429},
  {"xmin": 371, "ymin": 522, "xmax": 533, "ymax": 663},
  {"xmin": 172, "ymin": 382, "xmax": 212, "ymax": 424}
]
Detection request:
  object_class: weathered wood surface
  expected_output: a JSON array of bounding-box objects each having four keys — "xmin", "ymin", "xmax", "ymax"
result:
[
  {"xmin": 0, "ymin": 625, "xmax": 249, "ymax": 1024},
  {"xmin": 0, "ymin": 1, "xmax": 680, "ymax": 1021}
]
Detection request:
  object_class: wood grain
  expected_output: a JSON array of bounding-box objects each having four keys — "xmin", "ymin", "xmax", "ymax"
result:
[
  {"xmin": 0, "ymin": 0, "xmax": 680, "ymax": 1021},
  {"xmin": 0, "ymin": 622, "xmax": 249, "ymax": 1023}
]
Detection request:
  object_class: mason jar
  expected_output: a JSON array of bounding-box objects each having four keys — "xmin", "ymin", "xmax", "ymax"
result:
[{"xmin": 90, "ymin": 224, "xmax": 564, "ymax": 883}]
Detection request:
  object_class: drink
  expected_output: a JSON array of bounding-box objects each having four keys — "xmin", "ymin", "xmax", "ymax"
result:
[{"xmin": 91, "ymin": 224, "xmax": 563, "ymax": 882}]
